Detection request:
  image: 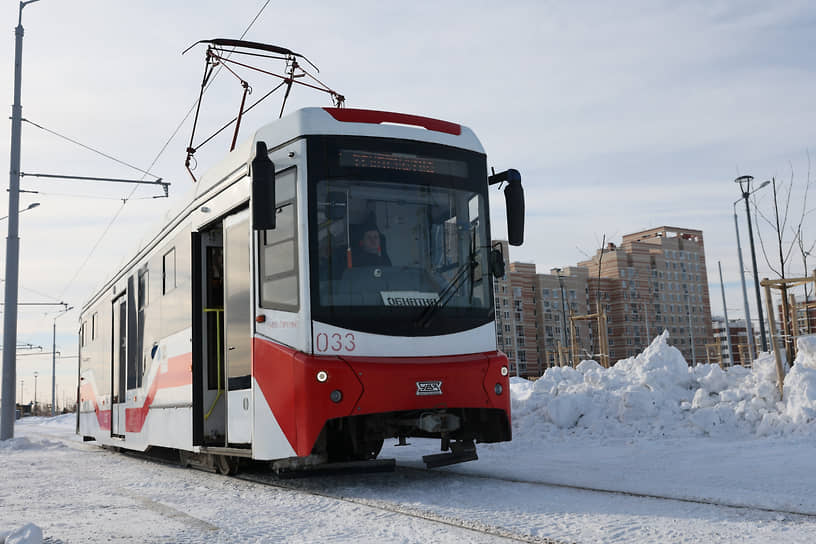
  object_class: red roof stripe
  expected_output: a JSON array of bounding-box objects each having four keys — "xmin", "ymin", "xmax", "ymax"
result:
[{"xmin": 323, "ymin": 108, "xmax": 461, "ymax": 135}]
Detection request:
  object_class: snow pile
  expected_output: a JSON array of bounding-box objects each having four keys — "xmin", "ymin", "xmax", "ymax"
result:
[
  {"xmin": 510, "ymin": 331, "xmax": 816, "ymax": 441},
  {"xmin": 1, "ymin": 523, "xmax": 42, "ymax": 544}
]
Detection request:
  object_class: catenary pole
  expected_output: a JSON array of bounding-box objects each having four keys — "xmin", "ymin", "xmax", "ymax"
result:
[
  {"xmin": 718, "ymin": 262, "xmax": 734, "ymax": 366},
  {"xmin": 52, "ymin": 306, "xmax": 72, "ymax": 416},
  {"xmin": 2, "ymin": 0, "xmax": 41, "ymax": 440}
]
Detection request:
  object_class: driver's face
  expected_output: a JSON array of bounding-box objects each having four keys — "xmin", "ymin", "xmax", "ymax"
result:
[{"xmin": 360, "ymin": 230, "xmax": 380, "ymax": 254}]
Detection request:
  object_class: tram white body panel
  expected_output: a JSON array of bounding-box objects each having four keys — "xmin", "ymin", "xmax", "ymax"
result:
[{"xmin": 311, "ymin": 321, "xmax": 497, "ymax": 357}]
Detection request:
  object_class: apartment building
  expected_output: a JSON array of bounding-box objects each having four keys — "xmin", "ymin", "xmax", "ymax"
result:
[
  {"xmin": 493, "ymin": 243, "xmax": 591, "ymax": 377},
  {"xmin": 494, "ymin": 226, "xmax": 714, "ymax": 374},
  {"xmin": 712, "ymin": 317, "xmax": 754, "ymax": 366},
  {"xmin": 578, "ymin": 226, "xmax": 714, "ymax": 365}
]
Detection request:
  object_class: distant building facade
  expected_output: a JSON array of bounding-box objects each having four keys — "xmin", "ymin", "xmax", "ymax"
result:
[
  {"xmin": 712, "ymin": 317, "xmax": 754, "ymax": 366},
  {"xmin": 578, "ymin": 226, "xmax": 714, "ymax": 365},
  {"xmin": 494, "ymin": 226, "xmax": 714, "ymax": 374}
]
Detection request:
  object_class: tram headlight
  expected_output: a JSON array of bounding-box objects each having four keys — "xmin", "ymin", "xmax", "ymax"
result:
[
  {"xmin": 330, "ymin": 389, "xmax": 343, "ymax": 403},
  {"xmin": 494, "ymin": 383, "xmax": 503, "ymax": 395},
  {"xmin": 500, "ymin": 366, "xmax": 509, "ymax": 377},
  {"xmin": 316, "ymin": 370, "xmax": 328, "ymax": 383}
]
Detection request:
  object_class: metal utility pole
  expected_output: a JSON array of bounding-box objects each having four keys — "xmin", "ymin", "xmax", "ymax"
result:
[
  {"xmin": 52, "ymin": 306, "xmax": 73, "ymax": 416},
  {"xmin": 718, "ymin": 261, "xmax": 734, "ymax": 366},
  {"xmin": 2, "ymin": 0, "xmax": 41, "ymax": 440}
]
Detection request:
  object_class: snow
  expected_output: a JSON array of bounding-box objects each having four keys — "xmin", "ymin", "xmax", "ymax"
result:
[{"xmin": 3, "ymin": 332, "xmax": 816, "ymax": 542}]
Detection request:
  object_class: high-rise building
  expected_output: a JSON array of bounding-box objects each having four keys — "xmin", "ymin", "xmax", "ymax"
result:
[
  {"xmin": 578, "ymin": 226, "xmax": 713, "ymax": 365},
  {"xmin": 493, "ymin": 226, "xmax": 714, "ymax": 374},
  {"xmin": 493, "ymin": 242, "xmax": 590, "ymax": 377}
]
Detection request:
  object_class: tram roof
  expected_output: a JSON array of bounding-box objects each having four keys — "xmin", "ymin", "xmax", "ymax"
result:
[
  {"xmin": 193, "ymin": 107, "xmax": 485, "ymax": 199},
  {"xmin": 80, "ymin": 108, "xmax": 485, "ymax": 313}
]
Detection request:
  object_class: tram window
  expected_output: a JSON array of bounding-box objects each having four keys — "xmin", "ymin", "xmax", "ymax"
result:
[
  {"xmin": 162, "ymin": 248, "xmax": 176, "ymax": 295},
  {"xmin": 91, "ymin": 312, "xmax": 97, "ymax": 341},
  {"xmin": 259, "ymin": 168, "xmax": 298, "ymax": 310}
]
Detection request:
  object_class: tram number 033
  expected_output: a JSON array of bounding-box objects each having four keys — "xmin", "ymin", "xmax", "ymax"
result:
[{"xmin": 315, "ymin": 332, "xmax": 356, "ymax": 353}]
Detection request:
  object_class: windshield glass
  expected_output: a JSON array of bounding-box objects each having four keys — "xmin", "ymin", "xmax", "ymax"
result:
[{"xmin": 312, "ymin": 179, "xmax": 492, "ymax": 335}]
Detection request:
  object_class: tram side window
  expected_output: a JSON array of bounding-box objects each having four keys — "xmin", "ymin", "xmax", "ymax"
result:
[
  {"xmin": 259, "ymin": 168, "xmax": 298, "ymax": 311},
  {"xmin": 162, "ymin": 248, "xmax": 176, "ymax": 295},
  {"xmin": 91, "ymin": 312, "xmax": 98, "ymax": 341}
]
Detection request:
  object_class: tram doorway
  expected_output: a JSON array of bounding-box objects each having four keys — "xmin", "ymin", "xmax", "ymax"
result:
[
  {"xmin": 193, "ymin": 208, "xmax": 252, "ymax": 448},
  {"xmin": 194, "ymin": 224, "xmax": 227, "ymax": 445},
  {"xmin": 111, "ymin": 293, "xmax": 127, "ymax": 437}
]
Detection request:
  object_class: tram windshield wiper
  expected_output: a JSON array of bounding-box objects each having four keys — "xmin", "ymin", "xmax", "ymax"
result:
[{"xmin": 415, "ymin": 242, "xmax": 477, "ymax": 329}]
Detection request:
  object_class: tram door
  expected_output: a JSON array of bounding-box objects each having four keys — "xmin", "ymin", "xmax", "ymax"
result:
[
  {"xmin": 111, "ymin": 293, "xmax": 127, "ymax": 437},
  {"xmin": 223, "ymin": 210, "xmax": 252, "ymax": 444},
  {"xmin": 196, "ymin": 225, "xmax": 227, "ymax": 446}
]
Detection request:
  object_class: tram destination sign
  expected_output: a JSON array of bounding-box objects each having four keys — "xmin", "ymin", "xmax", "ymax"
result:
[
  {"xmin": 339, "ymin": 150, "xmax": 467, "ymax": 178},
  {"xmin": 380, "ymin": 291, "xmax": 440, "ymax": 307}
]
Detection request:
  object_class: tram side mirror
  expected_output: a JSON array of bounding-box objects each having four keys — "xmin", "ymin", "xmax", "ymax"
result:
[
  {"xmin": 488, "ymin": 168, "xmax": 525, "ymax": 246},
  {"xmin": 489, "ymin": 248, "xmax": 506, "ymax": 278},
  {"xmin": 251, "ymin": 141, "xmax": 276, "ymax": 230},
  {"xmin": 327, "ymin": 191, "xmax": 347, "ymax": 220}
]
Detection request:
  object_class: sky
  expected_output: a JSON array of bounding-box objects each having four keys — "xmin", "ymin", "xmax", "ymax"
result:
[{"xmin": 1, "ymin": 0, "xmax": 815, "ymax": 404}]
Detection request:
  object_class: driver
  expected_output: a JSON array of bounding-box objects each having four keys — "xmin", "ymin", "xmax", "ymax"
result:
[{"xmin": 353, "ymin": 225, "xmax": 391, "ymax": 267}]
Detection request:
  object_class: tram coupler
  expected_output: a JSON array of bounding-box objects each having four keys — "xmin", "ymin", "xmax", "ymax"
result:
[{"xmin": 422, "ymin": 439, "xmax": 478, "ymax": 468}]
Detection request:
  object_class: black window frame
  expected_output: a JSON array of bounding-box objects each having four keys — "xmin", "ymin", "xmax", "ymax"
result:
[
  {"xmin": 306, "ymin": 135, "xmax": 494, "ymax": 337},
  {"xmin": 258, "ymin": 166, "xmax": 299, "ymax": 312},
  {"xmin": 162, "ymin": 248, "xmax": 176, "ymax": 295}
]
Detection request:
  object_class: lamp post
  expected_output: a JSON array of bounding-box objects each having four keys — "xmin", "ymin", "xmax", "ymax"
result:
[
  {"xmin": 554, "ymin": 269, "xmax": 569, "ymax": 361},
  {"xmin": 2, "ymin": 0, "xmax": 41, "ymax": 440},
  {"xmin": 52, "ymin": 306, "xmax": 73, "ymax": 416},
  {"xmin": 735, "ymin": 176, "xmax": 771, "ymax": 353},
  {"xmin": 33, "ymin": 371, "xmax": 38, "ymax": 415}
]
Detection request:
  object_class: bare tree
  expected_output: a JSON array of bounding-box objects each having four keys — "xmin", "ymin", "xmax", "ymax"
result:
[{"xmin": 754, "ymin": 154, "xmax": 814, "ymax": 361}]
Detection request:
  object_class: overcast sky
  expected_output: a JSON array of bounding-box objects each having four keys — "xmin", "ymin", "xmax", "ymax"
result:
[{"xmin": 1, "ymin": 1, "xmax": 815, "ymax": 402}]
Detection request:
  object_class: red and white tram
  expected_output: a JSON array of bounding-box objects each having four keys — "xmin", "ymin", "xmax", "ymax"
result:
[{"xmin": 77, "ymin": 107, "xmax": 524, "ymax": 472}]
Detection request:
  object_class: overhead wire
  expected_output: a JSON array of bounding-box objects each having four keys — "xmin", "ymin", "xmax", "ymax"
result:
[
  {"xmin": 56, "ymin": 0, "xmax": 272, "ymax": 300},
  {"xmin": 20, "ymin": 118, "xmax": 161, "ymax": 180}
]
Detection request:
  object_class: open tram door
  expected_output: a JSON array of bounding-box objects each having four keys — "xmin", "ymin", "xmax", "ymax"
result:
[
  {"xmin": 111, "ymin": 291, "xmax": 127, "ymax": 438},
  {"xmin": 193, "ymin": 208, "xmax": 252, "ymax": 448}
]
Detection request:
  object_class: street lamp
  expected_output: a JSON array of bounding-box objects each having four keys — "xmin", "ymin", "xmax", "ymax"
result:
[
  {"xmin": 734, "ymin": 176, "xmax": 771, "ymax": 354},
  {"xmin": 0, "ymin": 202, "xmax": 39, "ymax": 222},
  {"xmin": 52, "ymin": 305, "xmax": 73, "ymax": 416},
  {"xmin": 554, "ymin": 269, "xmax": 569, "ymax": 362},
  {"xmin": 33, "ymin": 371, "xmax": 38, "ymax": 414}
]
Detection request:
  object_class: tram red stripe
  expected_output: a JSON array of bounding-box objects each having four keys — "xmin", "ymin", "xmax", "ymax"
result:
[
  {"xmin": 80, "ymin": 382, "xmax": 111, "ymax": 430},
  {"xmin": 125, "ymin": 353, "xmax": 192, "ymax": 433},
  {"xmin": 323, "ymin": 107, "xmax": 462, "ymax": 135}
]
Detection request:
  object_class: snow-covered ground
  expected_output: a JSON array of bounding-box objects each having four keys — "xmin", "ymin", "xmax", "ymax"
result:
[{"xmin": 3, "ymin": 332, "xmax": 816, "ymax": 543}]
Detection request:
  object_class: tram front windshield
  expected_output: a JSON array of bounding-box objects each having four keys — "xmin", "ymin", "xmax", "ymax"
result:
[{"xmin": 310, "ymin": 144, "xmax": 493, "ymax": 336}]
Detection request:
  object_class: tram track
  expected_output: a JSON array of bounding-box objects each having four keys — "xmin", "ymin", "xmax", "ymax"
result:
[
  {"xmin": 235, "ymin": 469, "xmax": 572, "ymax": 544},
  {"xmin": 396, "ymin": 465, "xmax": 816, "ymax": 520}
]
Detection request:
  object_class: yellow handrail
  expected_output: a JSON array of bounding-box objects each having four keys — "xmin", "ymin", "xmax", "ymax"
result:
[{"xmin": 203, "ymin": 308, "xmax": 224, "ymax": 420}]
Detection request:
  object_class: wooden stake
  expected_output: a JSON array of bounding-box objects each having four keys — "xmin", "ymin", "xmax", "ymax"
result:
[{"xmin": 763, "ymin": 280, "xmax": 786, "ymax": 399}]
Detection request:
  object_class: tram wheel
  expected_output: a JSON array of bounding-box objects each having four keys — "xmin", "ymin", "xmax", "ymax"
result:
[{"xmin": 214, "ymin": 455, "xmax": 239, "ymax": 475}]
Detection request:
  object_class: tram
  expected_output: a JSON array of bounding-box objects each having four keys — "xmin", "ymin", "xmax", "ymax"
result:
[{"xmin": 77, "ymin": 106, "xmax": 524, "ymax": 472}]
